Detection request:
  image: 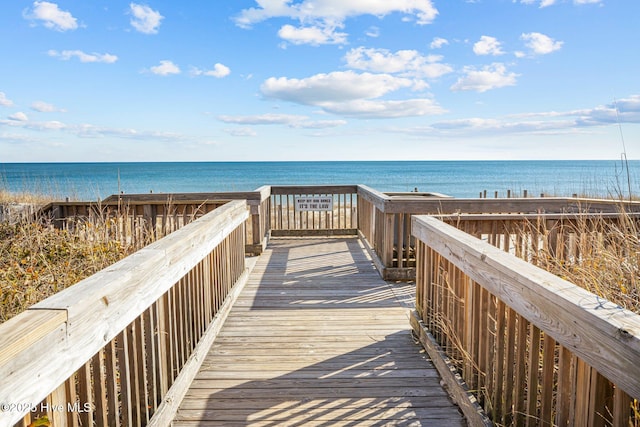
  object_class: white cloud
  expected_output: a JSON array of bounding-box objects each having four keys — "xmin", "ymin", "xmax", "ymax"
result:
[
  {"xmin": 518, "ymin": 0, "xmax": 601, "ymax": 6},
  {"xmin": 574, "ymin": 95, "xmax": 640, "ymax": 126},
  {"xmin": 0, "ymin": 133, "xmax": 39, "ymax": 145},
  {"xmin": 613, "ymin": 95, "xmax": 640, "ymax": 114},
  {"xmin": 521, "ymin": 32, "xmax": 563, "ymax": 55},
  {"xmin": 235, "ymin": 0, "xmax": 438, "ymax": 45},
  {"xmin": 365, "ymin": 26, "xmax": 380, "ymax": 38},
  {"xmin": 0, "ymin": 92, "xmax": 13, "ymax": 107},
  {"xmin": 31, "ymin": 101, "xmax": 64, "ymax": 112},
  {"xmin": 236, "ymin": 0, "xmax": 438, "ymax": 27},
  {"xmin": 0, "ymin": 118, "xmax": 66, "ymax": 130},
  {"xmin": 218, "ymin": 113, "xmax": 347, "ymax": 128},
  {"xmin": 260, "ymin": 70, "xmax": 444, "ymax": 118},
  {"xmin": 421, "ymin": 95, "xmax": 640, "ymax": 137},
  {"xmin": 0, "ymin": 116, "xmax": 206, "ymax": 145},
  {"xmin": 516, "ymin": 0, "xmax": 555, "ymax": 6},
  {"xmin": 149, "ymin": 60, "xmax": 181, "ymax": 76},
  {"xmin": 261, "ymin": 71, "xmax": 413, "ymax": 104},
  {"xmin": 47, "ymin": 50, "xmax": 118, "ymax": 63},
  {"xmin": 322, "ymin": 98, "xmax": 445, "ymax": 119},
  {"xmin": 344, "ymin": 47, "xmax": 453, "ymax": 79},
  {"xmin": 129, "ymin": 3, "xmax": 163, "ymax": 34},
  {"xmin": 430, "ymin": 37, "xmax": 449, "ymax": 49},
  {"xmin": 298, "ymin": 119, "xmax": 348, "ymax": 129},
  {"xmin": 8, "ymin": 112, "xmax": 29, "ymax": 121},
  {"xmin": 451, "ymin": 63, "xmax": 518, "ymax": 92},
  {"xmin": 429, "ymin": 117, "xmax": 577, "ymax": 135},
  {"xmin": 25, "ymin": 1, "xmax": 78, "ymax": 31},
  {"xmin": 223, "ymin": 127, "xmax": 258, "ymax": 137},
  {"xmin": 473, "ymin": 36, "xmax": 505, "ymax": 56},
  {"xmin": 191, "ymin": 63, "xmax": 231, "ymax": 78},
  {"xmin": 278, "ymin": 24, "xmax": 347, "ymax": 45},
  {"xmin": 219, "ymin": 113, "xmax": 306, "ymax": 125}
]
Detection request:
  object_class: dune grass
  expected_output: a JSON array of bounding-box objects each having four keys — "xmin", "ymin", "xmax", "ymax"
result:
[
  {"xmin": 0, "ymin": 189, "xmax": 57, "ymax": 205},
  {"xmin": 0, "ymin": 215, "xmax": 136, "ymax": 323},
  {"xmin": 532, "ymin": 210, "xmax": 640, "ymax": 314},
  {"xmin": 0, "ymin": 189, "xmax": 136, "ymax": 322}
]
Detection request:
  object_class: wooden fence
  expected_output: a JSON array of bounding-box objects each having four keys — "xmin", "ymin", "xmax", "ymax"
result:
[
  {"xmin": 41, "ymin": 187, "xmax": 271, "ymax": 255},
  {"xmin": 45, "ymin": 199, "xmax": 226, "ymax": 250},
  {"xmin": 269, "ymin": 185, "xmax": 358, "ymax": 235},
  {"xmin": 357, "ymin": 184, "xmax": 640, "ymax": 280},
  {"xmin": 411, "ymin": 214, "xmax": 640, "ymax": 426},
  {"xmin": 437, "ymin": 212, "xmax": 640, "ymax": 265},
  {"xmin": 0, "ymin": 200, "xmax": 250, "ymax": 427},
  {"xmin": 38, "ymin": 185, "xmax": 640, "ymax": 281}
]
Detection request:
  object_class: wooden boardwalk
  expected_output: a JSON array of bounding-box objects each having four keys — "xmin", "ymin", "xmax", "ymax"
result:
[{"xmin": 174, "ymin": 237, "xmax": 466, "ymax": 426}]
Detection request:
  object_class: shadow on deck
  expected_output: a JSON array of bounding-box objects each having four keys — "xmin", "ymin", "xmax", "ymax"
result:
[{"xmin": 174, "ymin": 237, "xmax": 466, "ymax": 426}]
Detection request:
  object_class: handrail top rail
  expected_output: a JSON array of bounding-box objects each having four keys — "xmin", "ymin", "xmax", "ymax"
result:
[
  {"xmin": 102, "ymin": 192, "xmax": 263, "ymax": 203},
  {"xmin": 359, "ymin": 193, "xmax": 640, "ymax": 214},
  {"xmin": 385, "ymin": 191, "xmax": 453, "ymax": 198},
  {"xmin": 356, "ymin": 185, "xmax": 391, "ymax": 211},
  {"xmin": 0, "ymin": 200, "xmax": 249, "ymax": 425},
  {"xmin": 269, "ymin": 184, "xmax": 358, "ymax": 195},
  {"xmin": 44, "ymin": 198, "xmax": 233, "ymax": 208},
  {"xmin": 432, "ymin": 211, "xmax": 640, "ymax": 221},
  {"xmin": 39, "ymin": 188, "xmax": 273, "ymax": 211},
  {"xmin": 411, "ymin": 214, "xmax": 640, "ymax": 399},
  {"xmin": 0, "ymin": 309, "xmax": 67, "ymax": 367},
  {"xmin": 253, "ymin": 185, "xmax": 272, "ymax": 202},
  {"xmin": 36, "ymin": 185, "xmax": 640, "ymax": 215}
]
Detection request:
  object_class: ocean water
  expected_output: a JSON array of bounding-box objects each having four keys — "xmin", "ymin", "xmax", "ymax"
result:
[{"xmin": 0, "ymin": 160, "xmax": 638, "ymax": 201}]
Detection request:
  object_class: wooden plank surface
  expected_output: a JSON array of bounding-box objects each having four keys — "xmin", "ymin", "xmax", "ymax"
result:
[{"xmin": 174, "ymin": 237, "xmax": 465, "ymax": 426}]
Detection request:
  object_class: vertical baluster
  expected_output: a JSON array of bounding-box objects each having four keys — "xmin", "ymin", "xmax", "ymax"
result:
[
  {"xmin": 556, "ymin": 345, "xmax": 575, "ymax": 426},
  {"xmin": 525, "ymin": 326, "xmax": 541, "ymax": 427},
  {"xmin": 77, "ymin": 360, "xmax": 94, "ymax": 427}
]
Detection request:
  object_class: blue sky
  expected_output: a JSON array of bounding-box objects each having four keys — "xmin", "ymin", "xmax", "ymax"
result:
[{"xmin": 0, "ymin": 0, "xmax": 638, "ymax": 162}]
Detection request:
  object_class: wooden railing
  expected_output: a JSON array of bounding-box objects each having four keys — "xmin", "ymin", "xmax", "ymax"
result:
[
  {"xmin": 437, "ymin": 212, "xmax": 640, "ymax": 264},
  {"xmin": 0, "ymin": 200, "xmax": 250, "ymax": 427},
  {"xmin": 269, "ymin": 185, "xmax": 358, "ymax": 235},
  {"xmin": 357, "ymin": 184, "xmax": 640, "ymax": 280},
  {"xmin": 411, "ymin": 215, "xmax": 640, "ymax": 426},
  {"xmin": 45, "ymin": 199, "xmax": 226, "ymax": 250},
  {"xmin": 39, "ymin": 185, "xmax": 640, "ymax": 281},
  {"xmin": 42, "ymin": 187, "xmax": 272, "ymax": 255}
]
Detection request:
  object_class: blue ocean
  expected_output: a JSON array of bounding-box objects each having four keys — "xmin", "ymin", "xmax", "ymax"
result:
[{"xmin": 0, "ymin": 160, "xmax": 638, "ymax": 201}]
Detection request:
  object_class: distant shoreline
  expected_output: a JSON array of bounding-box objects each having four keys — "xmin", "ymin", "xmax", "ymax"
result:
[
  {"xmin": 1, "ymin": 159, "xmax": 637, "ymax": 165},
  {"xmin": 1, "ymin": 160, "xmax": 637, "ymax": 201}
]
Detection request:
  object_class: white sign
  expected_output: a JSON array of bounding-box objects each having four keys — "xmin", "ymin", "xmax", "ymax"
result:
[{"xmin": 295, "ymin": 196, "xmax": 333, "ymax": 212}]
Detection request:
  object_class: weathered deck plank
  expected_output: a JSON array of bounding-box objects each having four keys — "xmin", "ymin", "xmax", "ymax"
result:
[{"xmin": 173, "ymin": 237, "xmax": 465, "ymax": 426}]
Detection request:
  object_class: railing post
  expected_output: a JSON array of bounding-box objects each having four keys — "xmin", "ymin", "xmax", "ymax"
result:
[{"xmin": 381, "ymin": 212, "xmax": 395, "ymax": 268}]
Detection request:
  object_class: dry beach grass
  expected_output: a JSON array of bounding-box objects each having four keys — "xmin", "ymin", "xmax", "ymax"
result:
[
  {"xmin": 525, "ymin": 210, "xmax": 640, "ymax": 314},
  {"xmin": 0, "ymin": 190, "xmax": 136, "ymax": 322},
  {"xmin": 0, "ymin": 218, "xmax": 133, "ymax": 322}
]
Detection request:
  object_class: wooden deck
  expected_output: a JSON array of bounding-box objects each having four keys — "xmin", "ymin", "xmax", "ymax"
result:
[{"xmin": 173, "ymin": 237, "xmax": 466, "ymax": 426}]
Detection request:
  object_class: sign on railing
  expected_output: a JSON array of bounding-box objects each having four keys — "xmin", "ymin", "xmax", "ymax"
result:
[{"xmin": 295, "ymin": 195, "xmax": 333, "ymax": 211}]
